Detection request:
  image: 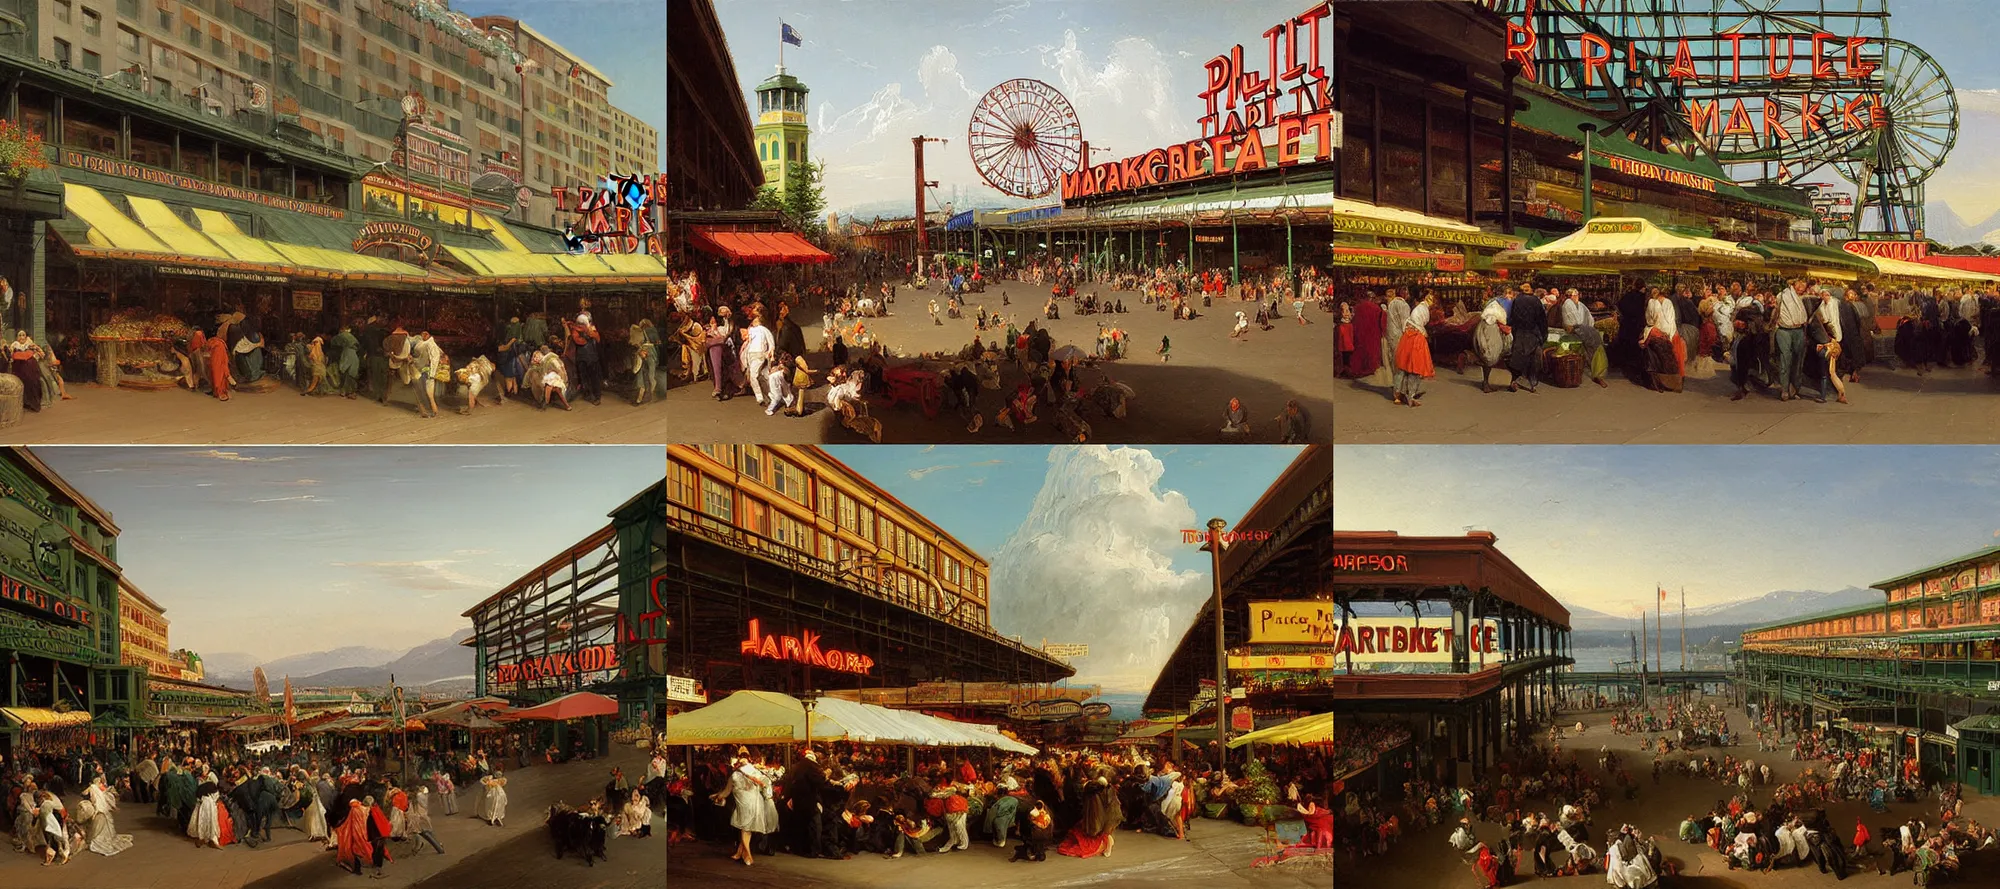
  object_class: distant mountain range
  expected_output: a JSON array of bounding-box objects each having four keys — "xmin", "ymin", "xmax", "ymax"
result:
[
  {"xmin": 204, "ymin": 628, "xmax": 476, "ymax": 691},
  {"xmin": 1561, "ymin": 586, "xmax": 1880, "ymax": 632},
  {"xmin": 1921, "ymin": 201, "xmax": 2000, "ymax": 248}
]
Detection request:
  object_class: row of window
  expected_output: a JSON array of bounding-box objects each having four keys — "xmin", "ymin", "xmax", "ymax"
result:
[{"xmin": 672, "ymin": 448, "xmax": 989, "ymax": 606}]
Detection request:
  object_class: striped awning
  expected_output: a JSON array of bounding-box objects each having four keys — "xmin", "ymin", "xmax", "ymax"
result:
[{"xmin": 0, "ymin": 708, "xmax": 94, "ymax": 730}]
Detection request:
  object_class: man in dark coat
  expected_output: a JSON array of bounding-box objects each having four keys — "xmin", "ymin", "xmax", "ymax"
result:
[
  {"xmin": 1506, "ymin": 290, "xmax": 1549, "ymax": 393},
  {"xmin": 250, "ymin": 767, "xmax": 283, "ymax": 842},
  {"xmin": 1615, "ymin": 282, "xmax": 1649, "ymax": 374},
  {"xmin": 782, "ymin": 751, "xmax": 828, "ymax": 858},
  {"xmin": 359, "ymin": 316, "xmax": 390, "ymax": 402},
  {"xmin": 1837, "ymin": 292, "xmax": 1865, "ymax": 382}
]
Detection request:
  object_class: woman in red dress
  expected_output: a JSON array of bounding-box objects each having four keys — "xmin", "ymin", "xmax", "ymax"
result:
[
  {"xmin": 207, "ymin": 336, "xmax": 232, "ymax": 401},
  {"xmin": 216, "ymin": 795, "xmax": 236, "ymax": 846}
]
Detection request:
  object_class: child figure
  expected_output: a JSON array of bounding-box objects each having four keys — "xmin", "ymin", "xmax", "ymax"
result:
[{"xmin": 1158, "ymin": 335, "xmax": 1171, "ymax": 362}]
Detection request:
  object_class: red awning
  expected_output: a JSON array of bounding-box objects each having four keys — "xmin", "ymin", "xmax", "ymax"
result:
[
  {"xmin": 689, "ymin": 227, "xmax": 834, "ymax": 265},
  {"xmin": 496, "ymin": 692, "xmax": 620, "ymax": 722}
]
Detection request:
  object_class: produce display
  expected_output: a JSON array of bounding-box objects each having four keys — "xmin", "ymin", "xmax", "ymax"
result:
[{"xmin": 89, "ymin": 312, "xmax": 194, "ymax": 388}]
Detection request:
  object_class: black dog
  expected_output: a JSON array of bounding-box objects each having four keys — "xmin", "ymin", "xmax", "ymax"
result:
[{"xmin": 547, "ymin": 805, "xmax": 610, "ymax": 866}]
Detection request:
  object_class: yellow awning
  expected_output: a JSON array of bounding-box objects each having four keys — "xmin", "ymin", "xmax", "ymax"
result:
[
  {"xmin": 267, "ymin": 242, "xmax": 429, "ymax": 278},
  {"xmin": 1334, "ymin": 197, "xmax": 1522, "ymax": 250},
  {"xmin": 471, "ymin": 212, "xmax": 531, "ymax": 254},
  {"xmin": 555, "ymin": 253, "xmax": 612, "ymax": 274},
  {"xmin": 1227, "ymin": 712, "xmax": 1333, "ymax": 748},
  {"xmin": 192, "ymin": 210, "xmax": 291, "ymax": 264},
  {"xmin": 0, "ymin": 708, "xmax": 94, "ymax": 730},
  {"xmin": 126, "ymin": 197, "xmax": 231, "ymax": 259},
  {"xmin": 598, "ymin": 253, "xmax": 670, "ymax": 275},
  {"xmin": 1497, "ymin": 217, "xmax": 1764, "ymax": 271},
  {"xmin": 444, "ymin": 245, "xmax": 497, "ymax": 275},
  {"xmin": 64, "ymin": 184, "xmax": 169, "ymax": 252}
]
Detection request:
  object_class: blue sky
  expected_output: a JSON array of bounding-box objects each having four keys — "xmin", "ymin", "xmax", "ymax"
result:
[
  {"xmin": 32, "ymin": 446, "xmax": 663, "ymax": 662},
  {"xmin": 825, "ymin": 444, "xmax": 1303, "ymax": 575},
  {"xmin": 1334, "ymin": 445, "xmax": 2000, "ymax": 619},
  {"xmin": 710, "ymin": 0, "xmax": 1319, "ymax": 213},
  {"xmin": 825, "ymin": 445, "xmax": 1307, "ymax": 692},
  {"xmin": 459, "ymin": 0, "xmax": 666, "ymax": 166}
]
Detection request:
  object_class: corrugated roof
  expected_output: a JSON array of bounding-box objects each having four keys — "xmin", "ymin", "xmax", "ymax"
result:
[{"xmin": 1873, "ymin": 545, "xmax": 2000, "ymax": 590}]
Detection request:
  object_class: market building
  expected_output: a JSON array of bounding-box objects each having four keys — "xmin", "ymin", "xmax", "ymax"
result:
[
  {"xmin": 0, "ymin": 0, "xmax": 668, "ymax": 384},
  {"xmin": 1324, "ymin": 530, "xmax": 1572, "ymax": 791},
  {"xmin": 461, "ymin": 479, "xmax": 666, "ymax": 750},
  {"xmin": 753, "ymin": 67, "xmax": 809, "ymax": 198},
  {"xmin": 1143, "ymin": 445, "xmax": 1330, "ymax": 741},
  {"xmin": 971, "ymin": 2, "xmax": 1332, "ymax": 284},
  {"xmin": 661, "ymin": 445, "xmax": 1073, "ymax": 711},
  {"xmin": 1739, "ymin": 544, "xmax": 2000, "ymax": 793},
  {"xmin": 666, "ymin": 0, "xmax": 759, "ymax": 215},
  {"xmin": 0, "ymin": 447, "xmax": 150, "ymax": 753}
]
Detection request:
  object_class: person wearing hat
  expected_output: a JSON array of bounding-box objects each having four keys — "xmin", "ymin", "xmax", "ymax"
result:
[{"xmin": 985, "ymin": 775, "xmax": 1025, "ymax": 847}]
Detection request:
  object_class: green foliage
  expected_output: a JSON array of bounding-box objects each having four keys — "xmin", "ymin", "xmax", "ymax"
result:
[
  {"xmin": 783, "ymin": 160, "xmax": 828, "ymax": 240},
  {"xmin": 0, "ymin": 120, "xmax": 50, "ymax": 181},
  {"xmin": 1232, "ymin": 757, "xmax": 1280, "ymax": 807},
  {"xmin": 748, "ymin": 185, "xmax": 784, "ymax": 212}
]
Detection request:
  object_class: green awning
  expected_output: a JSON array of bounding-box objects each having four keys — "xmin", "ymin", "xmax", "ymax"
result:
[
  {"xmin": 1893, "ymin": 628, "xmax": 2000, "ymax": 644},
  {"xmin": 1953, "ymin": 714, "xmax": 2000, "ymax": 734},
  {"xmin": 1740, "ymin": 240, "xmax": 1877, "ymax": 272},
  {"xmin": 1874, "ymin": 545, "xmax": 2000, "ymax": 591}
]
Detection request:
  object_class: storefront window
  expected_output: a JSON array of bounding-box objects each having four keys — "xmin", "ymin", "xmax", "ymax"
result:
[
  {"xmin": 178, "ymin": 134, "xmax": 214, "ymax": 181},
  {"xmin": 62, "ymin": 101, "xmax": 119, "ymax": 156},
  {"xmin": 129, "ymin": 118, "xmax": 174, "ymax": 169},
  {"xmin": 219, "ymin": 152, "xmax": 247, "ymax": 187},
  {"xmin": 15, "ymin": 87, "xmax": 54, "ymax": 142},
  {"xmin": 255, "ymin": 159, "xmax": 288, "ymax": 194},
  {"xmin": 1377, "ymin": 88, "xmax": 1425, "ymax": 213},
  {"xmin": 1428, "ymin": 107, "xmax": 1466, "ymax": 221},
  {"xmin": 1338, "ymin": 79, "xmax": 1374, "ymax": 200}
]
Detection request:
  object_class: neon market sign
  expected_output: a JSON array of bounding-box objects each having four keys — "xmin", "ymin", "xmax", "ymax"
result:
[
  {"xmin": 1196, "ymin": 1, "xmax": 1330, "ymax": 139},
  {"xmin": 740, "ymin": 619, "xmax": 874, "ymax": 675},
  {"xmin": 0, "ymin": 574, "xmax": 92, "ymax": 627},
  {"xmin": 1501, "ymin": 8, "xmax": 1885, "ymax": 153},
  {"xmin": 1332, "ymin": 553, "xmax": 1410, "ymax": 573},
  {"xmin": 491, "ymin": 643, "xmax": 619, "ymax": 684},
  {"xmin": 1842, "ymin": 239, "xmax": 1929, "ymax": 262},
  {"xmin": 1064, "ymin": 2, "xmax": 1331, "ymax": 202},
  {"xmin": 1060, "ymin": 112, "xmax": 1335, "ymax": 201}
]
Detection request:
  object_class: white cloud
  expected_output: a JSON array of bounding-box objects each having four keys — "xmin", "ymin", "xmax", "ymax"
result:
[
  {"xmin": 906, "ymin": 464, "xmax": 958, "ymax": 480},
  {"xmin": 250, "ymin": 495, "xmax": 323, "ymax": 504},
  {"xmin": 332, "ymin": 559, "xmax": 495, "ymax": 593},
  {"xmin": 989, "ymin": 446, "xmax": 1203, "ymax": 692}
]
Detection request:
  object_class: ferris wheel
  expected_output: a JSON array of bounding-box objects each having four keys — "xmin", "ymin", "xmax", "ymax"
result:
[{"xmin": 966, "ymin": 79, "xmax": 1084, "ymax": 199}]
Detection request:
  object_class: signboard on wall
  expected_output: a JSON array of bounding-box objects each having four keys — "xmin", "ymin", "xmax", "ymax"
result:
[
  {"xmin": 291, "ymin": 291, "xmax": 324, "ymax": 313},
  {"xmin": 1249, "ymin": 601, "xmax": 1335, "ymax": 644},
  {"xmin": 1330, "ymin": 617, "xmax": 1501, "ymax": 664},
  {"xmin": 490, "ymin": 643, "xmax": 619, "ymax": 685},
  {"xmin": 665, "ymin": 674, "xmax": 706, "ymax": 704},
  {"xmin": 61, "ymin": 150, "xmax": 345, "ymax": 218}
]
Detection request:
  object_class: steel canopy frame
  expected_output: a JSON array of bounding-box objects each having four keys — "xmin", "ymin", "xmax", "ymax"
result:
[
  {"xmin": 1487, "ymin": 0, "xmax": 1952, "ymax": 237},
  {"xmin": 466, "ymin": 526, "xmax": 625, "ymax": 702}
]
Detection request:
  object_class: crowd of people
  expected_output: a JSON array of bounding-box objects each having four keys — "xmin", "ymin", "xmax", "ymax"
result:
[
  {"xmin": 663, "ymin": 254, "xmax": 1325, "ymax": 442},
  {"xmin": 0, "ymin": 731, "xmax": 668, "ymax": 878},
  {"xmin": 669, "ymin": 741, "xmax": 1332, "ymax": 868},
  {"xmin": 1337, "ymin": 276, "xmax": 2000, "ymax": 407}
]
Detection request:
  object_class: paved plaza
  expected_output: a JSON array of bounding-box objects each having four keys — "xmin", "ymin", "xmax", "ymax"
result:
[
  {"xmin": 666, "ymin": 279, "xmax": 1334, "ymax": 444},
  {"xmin": 1341, "ymin": 697, "xmax": 2000, "ymax": 889},
  {"xmin": 1, "ymin": 381, "xmax": 667, "ymax": 444},
  {"xmin": 665, "ymin": 816, "xmax": 1329, "ymax": 889},
  {"xmin": 0, "ymin": 748, "xmax": 660, "ymax": 889},
  {"xmin": 1334, "ymin": 346, "xmax": 2000, "ymax": 444}
]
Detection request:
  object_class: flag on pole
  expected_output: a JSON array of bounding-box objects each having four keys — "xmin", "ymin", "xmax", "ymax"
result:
[
  {"xmin": 781, "ymin": 22, "xmax": 804, "ymax": 46},
  {"xmin": 1658, "ymin": 585, "xmax": 1667, "ymax": 603},
  {"xmin": 283, "ymin": 677, "xmax": 296, "ymax": 726},
  {"xmin": 567, "ymin": 63, "xmax": 582, "ymax": 79}
]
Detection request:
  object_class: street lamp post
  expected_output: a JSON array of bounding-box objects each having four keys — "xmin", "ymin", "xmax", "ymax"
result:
[
  {"xmin": 1203, "ymin": 517, "xmax": 1231, "ymax": 757},
  {"xmin": 801, "ymin": 689, "xmax": 820, "ymax": 760}
]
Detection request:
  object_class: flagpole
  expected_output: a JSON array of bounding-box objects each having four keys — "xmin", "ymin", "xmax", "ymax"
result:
[
  {"xmin": 1640, "ymin": 609, "xmax": 1648, "ymax": 705},
  {"xmin": 1680, "ymin": 586, "xmax": 1687, "ymax": 673},
  {"xmin": 1655, "ymin": 584, "xmax": 1663, "ymax": 681},
  {"xmin": 780, "ymin": 18, "xmax": 785, "ymax": 70}
]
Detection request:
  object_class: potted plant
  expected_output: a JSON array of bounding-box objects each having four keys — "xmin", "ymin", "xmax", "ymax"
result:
[
  {"xmin": 0, "ymin": 119, "xmax": 50, "ymax": 197},
  {"xmin": 1231, "ymin": 758, "xmax": 1283, "ymax": 823}
]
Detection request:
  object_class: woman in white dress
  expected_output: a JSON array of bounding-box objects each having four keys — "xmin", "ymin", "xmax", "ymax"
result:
[
  {"xmin": 83, "ymin": 776, "xmax": 132, "ymax": 856},
  {"xmin": 725, "ymin": 750, "xmax": 777, "ymax": 866},
  {"xmin": 300, "ymin": 776, "xmax": 329, "ymax": 846},
  {"xmin": 617, "ymin": 788, "xmax": 652, "ymax": 837},
  {"xmin": 187, "ymin": 784, "xmax": 223, "ymax": 849},
  {"xmin": 476, "ymin": 771, "xmax": 508, "ymax": 827}
]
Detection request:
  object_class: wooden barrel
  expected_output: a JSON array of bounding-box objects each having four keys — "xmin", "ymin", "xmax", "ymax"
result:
[
  {"xmin": 1546, "ymin": 351, "xmax": 1585, "ymax": 388},
  {"xmin": 96, "ymin": 339, "xmax": 118, "ymax": 387},
  {"xmin": 0, "ymin": 373, "xmax": 23, "ymax": 428}
]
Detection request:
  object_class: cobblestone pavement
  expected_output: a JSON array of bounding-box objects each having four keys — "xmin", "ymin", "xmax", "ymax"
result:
[
  {"xmin": 0, "ymin": 747, "xmax": 660, "ymax": 889},
  {"xmin": 665, "ymin": 816, "xmax": 1329, "ymax": 889},
  {"xmin": 1334, "ymin": 347, "xmax": 2000, "ymax": 444},
  {"xmin": 0, "ymin": 379, "xmax": 667, "ymax": 444},
  {"xmin": 664, "ymin": 280, "xmax": 1333, "ymax": 444}
]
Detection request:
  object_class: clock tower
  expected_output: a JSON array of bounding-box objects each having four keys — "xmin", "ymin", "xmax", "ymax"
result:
[{"xmin": 753, "ymin": 67, "xmax": 812, "ymax": 198}]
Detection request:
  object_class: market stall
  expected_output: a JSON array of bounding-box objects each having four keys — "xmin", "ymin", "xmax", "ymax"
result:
[
  {"xmin": 1495, "ymin": 217, "xmax": 1765, "ymax": 272},
  {"xmin": 1227, "ymin": 712, "xmax": 1334, "ymax": 748}
]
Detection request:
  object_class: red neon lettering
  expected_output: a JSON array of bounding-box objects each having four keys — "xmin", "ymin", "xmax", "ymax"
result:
[
  {"xmin": 1768, "ymin": 35, "xmax": 1796, "ymax": 80},
  {"xmin": 1297, "ymin": 3, "xmax": 1328, "ymax": 80},
  {"xmin": 1810, "ymin": 33, "xmax": 1836, "ymax": 78},
  {"xmin": 1721, "ymin": 33, "xmax": 1746, "ymax": 82},
  {"xmin": 1798, "ymin": 95, "xmax": 1826, "ymax": 136},
  {"xmin": 1723, "ymin": 99, "xmax": 1755, "ymax": 136},
  {"xmin": 1390, "ymin": 625, "xmax": 1407, "ymax": 652},
  {"xmin": 1357, "ymin": 626, "xmax": 1375, "ymax": 653},
  {"xmin": 1668, "ymin": 38, "xmax": 1695, "ymax": 81},
  {"xmin": 1505, "ymin": 19, "xmax": 1536, "ymax": 83},
  {"xmin": 1579, "ymin": 33, "xmax": 1611, "ymax": 87},
  {"xmin": 1841, "ymin": 95, "xmax": 1869, "ymax": 132},
  {"xmin": 1686, "ymin": 100, "xmax": 1717, "ymax": 137},
  {"xmin": 1233, "ymin": 129, "xmax": 1267, "ymax": 173},
  {"xmin": 1846, "ymin": 37, "xmax": 1877, "ymax": 79},
  {"xmin": 1763, "ymin": 98, "xmax": 1792, "ymax": 142}
]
